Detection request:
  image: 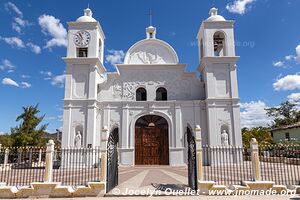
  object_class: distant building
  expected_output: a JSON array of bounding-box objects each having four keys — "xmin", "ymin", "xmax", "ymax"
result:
[{"xmin": 271, "ymin": 122, "xmax": 300, "ymax": 143}]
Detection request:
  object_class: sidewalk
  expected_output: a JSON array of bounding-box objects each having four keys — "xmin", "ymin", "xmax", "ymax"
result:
[{"xmin": 34, "ymin": 195, "xmax": 299, "ymax": 200}]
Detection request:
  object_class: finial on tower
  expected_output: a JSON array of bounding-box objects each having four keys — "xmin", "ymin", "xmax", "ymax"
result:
[
  {"xmin": 146, "ymin": 26, "xmax": 156, "ymax": 39},
  {"xmin": 84, "ymin": 7, "xmax": 93, "ymax": 17},
  {"xmin": 209, "ymin": 7, "xmax": 218, "ymax": 16}
]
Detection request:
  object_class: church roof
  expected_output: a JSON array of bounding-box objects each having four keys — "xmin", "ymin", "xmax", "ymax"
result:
[{"xmin": 123, "ymin": 26, "xmax": 179, "ymax": 65}]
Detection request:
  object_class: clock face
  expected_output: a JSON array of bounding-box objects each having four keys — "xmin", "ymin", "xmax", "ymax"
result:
[{"xmin": 74, "ymin": 30, "xmax": 91, "ymax": 46}]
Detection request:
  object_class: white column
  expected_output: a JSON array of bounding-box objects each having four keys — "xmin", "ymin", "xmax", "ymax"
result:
[
  {"xmin": 175, "ymin": 103, "xmax": 182, "ymax": 148},
  {"xmin": 100, "ymin": 126, "xmax": 109, "ymax": 189},
  {"xmin": 86, "ymin": 103, "xmax": 97, "ymax": 148},
  {"xmin": 232, "ymin": 104, "xmax": 242, "ymax": 146},
  {"xmin": 206, "ymin": 102, "xmax": 217, "ymax": 146},
  {"xmin": 122, "ymin": 105, "xmax": 129, "ymax": 148},
  {"xmin": 44, "ymin": 140, "xmax": 55, "ymax": 182},
  {"xmin": 4, "ymin": 149, "xmax": 9, "ymax": 165},
  {"xmin": 250, "ymin": 138, "xmax": 261, "ymax": 181},
  {"xmin": 38, "ymin": 149, "xmax": 42, "ymax": 163},
  {"xmin": 195, "ymin": 125, "xmax": 203, "ymax": 181},
  {"xmin": 62, "ymin": 105, "xmax": 72, "ymax": 148}
]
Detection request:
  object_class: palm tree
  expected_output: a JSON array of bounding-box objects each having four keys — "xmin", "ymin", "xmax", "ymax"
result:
[{"xmin": 10, "ymin": 105, "xmax": 48, "ymax": 147}]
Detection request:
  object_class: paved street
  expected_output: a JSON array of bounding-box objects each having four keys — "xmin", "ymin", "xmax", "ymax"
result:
[{"xmin": 109, "ymin": 166, "xmax": 188, "ymax": 195}]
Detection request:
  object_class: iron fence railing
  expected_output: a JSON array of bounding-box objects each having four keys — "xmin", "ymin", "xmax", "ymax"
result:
[
  {"xmin": 202, "ymin": 146, "xmax": 253, "ymax": 185},
  {"xmin": 259, "ymin": 144, "xmax": 300, "ymax": 185},
  {"xmin": 52, "ymin": 147, "xmax": 102, "ymax": 186},
  {"xmin": 0, "ymin": 147, "xmax": 46, "ymax": 186}
]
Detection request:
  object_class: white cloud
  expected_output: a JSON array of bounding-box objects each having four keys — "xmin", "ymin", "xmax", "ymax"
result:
[
  {"xmin": 51, "ymin": 74, "xmax": 65, "ymax": 88},
  {"xmin": 105, "ymin": 50, "xmax": 125, "ymax": 65},
  {"xmin": 226, "ymin": 0, "xmax": 255, "ymax": 15},
  {"xmin": 273, "ymin": 73, "xmax": 300, "ymax": 91},
  {"xmin": 0, "ymin": 59, "xmax": 16, "ymax": 72},
  {"xmin": 1, "ymin": 77, "xmax": 31, "ymax": 88},
  {"xmin": 240, "ymin": 101, "xmax": 272, "ymax": 128},
  {"xmin": 273, "ymin": 61, "xmax": 285, "ymax": 67},
  {"xmin": 12, "ymin": 23, "xmax": 21, "ymax": 33},
  {"xmin": 40, "ymin": 71, "xmax": 52, "ymax": 77},
  {"xmin": 26, "ymin": 42, "xmax": 41, "ymax": 54},
  {"xmin": 20, "ymin": 81, "xmax": 31, "ymax": 88},
  {"xmin": 20, "ymin": 74, "xmax": 30, "ymax": 78},
  {"xmin": 0, "ymin": 131, "xmax": 5, "ymax": 135},
  {"xmin": 4, "ymin": 2, "xmax": 23, "ymax": 17},
  {"xmin": 296, "ymin": 45, "xmax": 300, "ymax": 63},
  {"xmin": 12, "ymin": 17, "xmax": 31, "ymax": 33},
  {"xmin": 287, "ymin": 93, "xmax": 300, "ymax": 103},
  {"xmin": 38, "ymin": 15, "xmax": 67, "ymax": 49},
  {"xmin": 285, "ymin": 55, "xmax": 295, "ymax": 61},
  {"xmin": 2, "ymin": 77, "xmax": 19, "ymax": 87},
  {"xmin": 0, "ymin": 36, "xmax": 25, "ymax": 48}
]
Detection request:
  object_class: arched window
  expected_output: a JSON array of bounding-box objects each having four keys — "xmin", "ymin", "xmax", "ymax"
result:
[
  {"xmin": 136, "ymin": 87, "xmax": 147, "ymax": 101},
  {"xmin": 156, "ymin": 87, "xmax": 167, "ymax": 101},
  {"xmin": 213, "ymin": 31, "xmax": 226, "ymax": 56}
]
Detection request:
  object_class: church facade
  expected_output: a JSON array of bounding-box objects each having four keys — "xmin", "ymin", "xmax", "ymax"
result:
[{"xmin": 61, "ymin": 7, "xmax": 242, "ymax": 166}]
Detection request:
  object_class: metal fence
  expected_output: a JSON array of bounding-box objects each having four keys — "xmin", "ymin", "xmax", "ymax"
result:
[
  {"xmin": 0, "ymin": 147, "xmax": 46, "ymax": 186},
  {"xmin": 259, "ymin": 144, "xmax": 300, "ymax": 185},
  {"xmin": 53, "ymin": 147, "xmax": 102, "ymax": 186},
  {"xmin": 202, "ymin": 146, "xmax": 253, "ymax": 185}
]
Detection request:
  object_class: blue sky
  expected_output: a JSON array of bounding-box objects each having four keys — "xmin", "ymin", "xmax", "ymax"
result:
[{"xmin": 0, "ymin": 0, "xmax": 300, "ymax": 133}]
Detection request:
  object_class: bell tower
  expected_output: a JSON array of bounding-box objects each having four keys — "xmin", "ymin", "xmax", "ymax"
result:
[
  {"xmin": 197, "ymin": 8, "xmax": 242, "ymax": 146},
  {"xmin": 62, "ymin": 8, "xmax": 106, "ymax": 148}
]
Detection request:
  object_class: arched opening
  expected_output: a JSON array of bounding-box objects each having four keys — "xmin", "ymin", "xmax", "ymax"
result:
[
  {"xmin": 136, "ymin": 87, "xmax": 147, "ymax": 101},
  {"xmin": 74, "ymin": 125, "xmax": 84, "ymax": 147},
  {"xmin": 135, "ymin": 115, "xmax": 169, "ymax": 165},
  {"xmin": 220, "ymin": 125, "xmax": 230, "ymax": 145},
  {"xmin": 156, "ymin": 87, "xmax": 167, "ymax": 101},
  {"xmin": 213, "ymin": 31, "xmax": 226, "ymax": 56}
]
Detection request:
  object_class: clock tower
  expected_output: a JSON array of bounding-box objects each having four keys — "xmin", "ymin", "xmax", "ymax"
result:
[{"xmin": 62, "ymin": 8, "xmax": 106, "ymax": 148}]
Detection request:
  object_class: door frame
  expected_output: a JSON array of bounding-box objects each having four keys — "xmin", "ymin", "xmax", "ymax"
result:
[{"xmin": 132, "ymin": 112, "xmax": 172, "ymax": 166}]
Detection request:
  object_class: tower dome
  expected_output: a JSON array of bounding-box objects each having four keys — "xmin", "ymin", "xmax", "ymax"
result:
[
  {"xmin": 206, "ymin": 7, "xmax": 226, "ymax": 22},
  {"xmin": 76, "ymin": 8, "xmax": 97, "ymax": 22}
]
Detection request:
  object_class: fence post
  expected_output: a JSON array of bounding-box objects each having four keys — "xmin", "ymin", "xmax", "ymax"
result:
[
  {"xmin": 100, "ymin": 126, "xmax": 109, "ymax": 183},
  {"xmin": 195, "ymin": 125, "xmax": 203, "ymax": 181},
  {"xmin": 4, "ymin": 148, "xmax": 9, "ymax": 165},
  {"xmin": 250, "ymin": 138, "xmax": 261, "ymax": 181},
  {"xmin": 44, "ymin": 140, "xmax": 55, "ymax": 182},
  {"xmin": 38, "ymin": 148, "xmax": 42, "ymax": 163}
]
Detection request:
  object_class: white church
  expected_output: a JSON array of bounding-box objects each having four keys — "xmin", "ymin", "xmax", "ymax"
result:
[{"xmin": 61, "ymin": 7, "xmax": 242, "ymax": 166}]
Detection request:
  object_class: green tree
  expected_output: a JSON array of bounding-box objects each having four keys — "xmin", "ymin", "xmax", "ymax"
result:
[
  {"xmin": 265, "ymin": 101, "xmax": 300, "ymax": 128},
  {"xmin": 0, "ymin": 134, "xmax": 13, "ymax": 147},
  {"xmin": 242, "ymin": 127, "xmax": 272, "ymax": 148},
  {"xmin": 10, "ymin": 105, "xmax": 48, "ymax": 147}
]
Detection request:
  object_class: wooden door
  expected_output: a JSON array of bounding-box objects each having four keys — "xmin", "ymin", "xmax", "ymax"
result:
[{"xmin": 135, "ymin": 127, "xmax": 169, "ymax": 165}]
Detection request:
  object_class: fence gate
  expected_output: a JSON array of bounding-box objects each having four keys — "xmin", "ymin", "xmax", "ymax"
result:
[
  {"xmin": 106, "ymin": 128, "xmax": 119, "ymax": 192},
  {"xmin": 187, "ymin": 127, "xmax": 197, "ymax": 190}
]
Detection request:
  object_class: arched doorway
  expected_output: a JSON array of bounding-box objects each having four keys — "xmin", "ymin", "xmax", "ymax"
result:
[{"xmin": 135, "ymin": 115, "xmax": 169, "ymax": 165}]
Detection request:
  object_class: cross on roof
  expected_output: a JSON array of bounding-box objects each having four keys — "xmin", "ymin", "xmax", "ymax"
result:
[{"xmin": 147, "ymin": 9, "xmax": 153, "ymax": 26}]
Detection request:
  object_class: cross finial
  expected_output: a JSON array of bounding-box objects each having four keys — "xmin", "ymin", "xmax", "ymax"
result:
[
  {"xmin": 148, "ymin": 9, "xmax": 153, "ymax": 26},
  {"xmin": 87, "ymin": 3, "xmax": 89, "ymax": 8}
]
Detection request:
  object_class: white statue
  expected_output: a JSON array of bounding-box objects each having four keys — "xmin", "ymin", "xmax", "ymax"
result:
[
  {"xmin": 221, "ymin": 130, "xmax": 229, "ymax": 146},
  {"xmin": 74, "ymin": 131, "xmax": 82, "ymax": 148}
]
